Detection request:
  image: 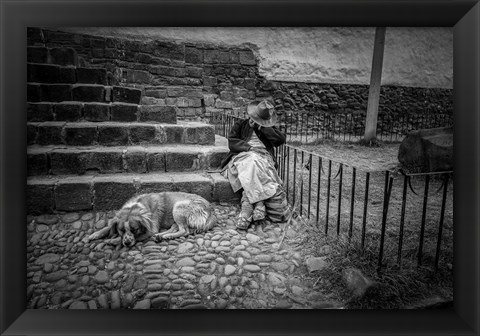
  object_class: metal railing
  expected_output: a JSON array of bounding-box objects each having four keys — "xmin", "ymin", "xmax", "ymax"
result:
[
  {"xmin": 276, "ymin": 146, "xmax": 453, "ymax": 272},
  {"xmin": 210, "ymin": 112, "xmax": 454, "ymax": 271},
  {"xmin": 208, "ymin": 111, "xmax": 453, "ymax": 143}
]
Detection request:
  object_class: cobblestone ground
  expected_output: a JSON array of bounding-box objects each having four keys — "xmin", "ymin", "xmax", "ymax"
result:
[{"xmin": 27, "ymin": 203, "xmax": 341, "ymax": 309}]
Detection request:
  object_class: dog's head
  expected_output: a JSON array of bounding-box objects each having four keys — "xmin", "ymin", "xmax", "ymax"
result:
[{"xmin": 108, "ymin": 203, "xmax": 154, "ymax": 247}]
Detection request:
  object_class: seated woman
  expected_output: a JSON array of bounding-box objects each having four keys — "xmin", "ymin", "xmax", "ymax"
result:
[{"xmin": 220, "ymin": 100, "xmax": 287, "ymax": 230}]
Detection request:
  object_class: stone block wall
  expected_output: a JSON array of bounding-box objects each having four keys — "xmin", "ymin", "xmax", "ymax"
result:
[
  {"xmin": 28, "ymin": 28, "xmax": 453, "ymax": 122},
  {"xmin": 260, "ymin": 81, "xmax": 453, "ymax": 118}
]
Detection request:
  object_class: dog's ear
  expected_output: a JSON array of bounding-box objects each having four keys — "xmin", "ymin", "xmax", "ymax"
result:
[{"xmin": 138, "ymin": 210, "xmax": 154, "ymax": 233}]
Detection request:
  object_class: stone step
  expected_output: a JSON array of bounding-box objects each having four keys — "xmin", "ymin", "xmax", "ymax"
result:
[
  {"xmin": 27, "ymin": 121, "xmax": 215, "ymax": 146},
  {"xmin": 27, "ymin": 102, "xmax": 177, "ymax": 124},
  {"xmin": 27, "ymin": 172, "xmax": 239, "ymax": 214},
  {"xmin": 27, "ymin": 137, "xmax": 228, "ymax": 176},
  {"xmin": 27, "ymin": 46, "xmax": 79, "ymax": 66},
  {"xmin": 27, "ymin": 83, "xmax": 142, "ymax": 104},
  {"xmin": 28, "ymin": 63, "xmax": 108, "ymax": 85}
]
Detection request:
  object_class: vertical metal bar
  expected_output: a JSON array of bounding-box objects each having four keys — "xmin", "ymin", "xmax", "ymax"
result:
[
  {"xmin": 325, "ymin": 160, "xmax": 332, "ymax": 235},
  {"xmin": 418, "ymin": 174, "xmax": 430, "ymax": 266},
  {"xmin": 378, "ymin": 173, "xmax": 393, "ymax": 270},
  {"xmin": 316, "ymin": 156, "xmax": 322, "ymax": 225},
  {"xmin": 336, "ymin": 163, "xmax": 344, "ymax": 236},
  {"xmin": 435, "ymin": 174, "xmax": 450, "ymax": 271},
  {"xmin": 307, "ymin": 153, "xmax": 313, "ymax": 219},
  {"xmin": 293, "ymin": 148, "xmax": 297, "ymax": 206},
  {"xmin": 300, "ymin": 151, "xmax": 304, "ymax": 215},
  {"xmin": 397, "ymin": 175, "xmax": 409, "ymax": 267},
  {"xmin": 361, "ymin": 172, "xmax": 370, "ymax": 250},
  {"xmin": 349, "ymin": 167, "xmax": 356, "ymax": 240},
  {"xmin": 286, "ymin": 146, "xmax": 290, "ymax": 200}
]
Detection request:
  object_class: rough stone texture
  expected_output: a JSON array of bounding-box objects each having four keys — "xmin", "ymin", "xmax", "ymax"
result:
[
  {"xmin": 98, "ymin": 125, "xmax": 129, "ymax": 146},
  {"xmin": 139, "ymin": 105, "xmax": 177, "ymax": 123},
  {"xmin": 41, "ymin": 84, "xmax": 73, "ymax": 102},
  {"xmin": 64, "ymin": 124, "xmax": 98, "ymax": 146},
  {"xmin": 170, "ymin": 174, "xmax": 212, "ymax": 201},
  {"xmin": 112, "ymin": 86, "xmax": 142, "ymax": 104},
  {"xmin": 54, "ymin": 103, "xmax": 83, "ymax": 121},
  {"xmin": 27, "ymin": 103, "xmax": 54, "ymax": 122},
  {"xmin": 36, "ymin": 123, "xmax": 63, "ymax": 145},
  {"xmin": 111, "ymin": 103, "xmax": 138, "ymax": 122},
  {"xmin": 76, "ymin": 67, "xmax": 108, "ymax": 85},
  {"xmin": 93, "ymin": 176, "xmax": 137, "ymax": 211},
  {"xmin": 84, "ymin": 103, "xmax": 110, "ymax": 122},
  {"xmin": 306, "ymin": 257, "xmax": 329, "ymax": 273},
  {"xmin": 398, "ymin": 126, "xmax": 453, "ymax": 173},
  {"xmin": 130, "ymin": 125, "xmax": 157, "ymax": 144},
  {"xmin": 72, "ymin": 85, "xmax": 105, "ymax": 102},
  {"xmin": 27, "ymin": 151, "xmax": 50, "ymax": 176},
  {"xmin": 49, "ymin": 47, "xmax": 78, "ymax": 66},
  {"xmin": 27, "ymin": 181, "xmax": 55, "ymax": 215},
  {"xmin": 54, "ymin": 178, "xmax": 93, "ymax": 211}
]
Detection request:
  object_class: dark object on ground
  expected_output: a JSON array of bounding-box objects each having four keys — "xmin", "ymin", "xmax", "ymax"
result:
[{"xmin": 398, "ymin": 126, "xmax": 453, "ymax": 173}]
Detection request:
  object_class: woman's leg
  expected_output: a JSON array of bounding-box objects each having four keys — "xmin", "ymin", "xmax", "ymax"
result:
[
  {"xmin": 236, "ymin": 191, "xmax": 253, "ymax": 230},
  {"xmin": 253, "ymin": 201, "xmax": 266, "ymax": 221}
]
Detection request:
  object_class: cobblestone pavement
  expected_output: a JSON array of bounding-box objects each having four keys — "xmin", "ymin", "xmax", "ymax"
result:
[{"xmin": 27, "ymin": 203, "xmax": 342, "ymax": 309}]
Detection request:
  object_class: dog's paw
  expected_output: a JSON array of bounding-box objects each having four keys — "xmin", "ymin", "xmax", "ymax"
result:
[{"xmin": 153, "ymin": 234, "xmax": 163, "ymax": 243}]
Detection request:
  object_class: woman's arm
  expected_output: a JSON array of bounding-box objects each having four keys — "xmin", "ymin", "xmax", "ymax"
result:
[
  {"xmin": 257, "ymin": 125, "xmax": 286, "ymax": 147},
  {"xmin": 228, "ymin": 120, "xmax": 252, "ymax": 153}
]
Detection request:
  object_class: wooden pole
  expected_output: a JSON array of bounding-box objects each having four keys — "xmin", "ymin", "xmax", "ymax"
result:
[{"xmin": 364, "ymin": 27, "xmax": 386, "ymax": 142}]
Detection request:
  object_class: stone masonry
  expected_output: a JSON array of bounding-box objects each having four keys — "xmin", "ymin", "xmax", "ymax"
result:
[{"xmin": 27, "ymin": 30, "xmax": 239, "ymax": 215}]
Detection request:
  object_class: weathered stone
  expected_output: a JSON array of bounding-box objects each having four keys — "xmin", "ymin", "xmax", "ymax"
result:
[
  {"xmin": 306, "ymin": 257, "xmax": 329, "ymax": 273},
  {"xmin": 69, "ymin": 301, "xmax": 88, "ymax": 309},
  {"xmin": 342, "ymin": 267, "xmax": 374, "ymax": 298},
  {"xmin": 133, "ymin": 299, "xmax": 151, "ymax": 309},
  {"xmin": 94, "ymin": 270, "xmax": 109, "ymax": 284},
  {"xmin": 243, "ymin": 264, "xmax": 261, "ymax": 273},
  {"xmin": 224, "ymin": 265, "xmax": 236, "ymax": 276},
  {"xmin": 35, "ymin": 253, "xmax": 60, "ymax": 265}
]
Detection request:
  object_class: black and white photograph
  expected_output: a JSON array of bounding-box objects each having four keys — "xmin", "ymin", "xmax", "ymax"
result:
[{"xmin": 25, "ymin": 26, "xmax": 454, "ymax": 310}]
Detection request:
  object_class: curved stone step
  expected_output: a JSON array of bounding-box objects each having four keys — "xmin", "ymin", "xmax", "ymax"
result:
[
  {"xmin": 27, "ymin": 121, "xmax": 215, "ymax": 146},
  {"xmin": 27, "ymin": 172, "xmax": 239, "ymax": 214},
  {"xmin": 27, "ymin": 137, "xmax": 228, "ymax": 176}
]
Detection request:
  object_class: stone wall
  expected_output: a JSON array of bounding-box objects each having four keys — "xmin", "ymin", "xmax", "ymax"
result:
[{"xmin": 29, "ymin": 28, "xmax": 453, "ymax": 121}]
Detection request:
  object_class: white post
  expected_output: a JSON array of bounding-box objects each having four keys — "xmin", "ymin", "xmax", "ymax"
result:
[{"xmin": 364, "ymin": 27, "xmax": 386, "ymax": 142}]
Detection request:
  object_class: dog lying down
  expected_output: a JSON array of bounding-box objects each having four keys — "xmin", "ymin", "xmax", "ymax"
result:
[{"xmin": 88, "ymin": 192, "xmax": 217, "ymax": 247}]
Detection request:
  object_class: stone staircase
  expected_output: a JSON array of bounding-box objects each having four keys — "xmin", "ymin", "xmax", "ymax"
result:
[{"xmin": 27, "ymin": 46, "xmax": 238, "ymax": 215}]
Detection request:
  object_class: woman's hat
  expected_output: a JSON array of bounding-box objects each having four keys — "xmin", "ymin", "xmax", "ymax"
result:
[{"xmin": 247, "ymin": 100, "xmax": 277, "ymax": 127}]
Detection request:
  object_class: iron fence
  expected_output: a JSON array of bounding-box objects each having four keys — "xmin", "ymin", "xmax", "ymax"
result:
[
  {"xmin": 210, "ymin": 112, "xmax": 454, "ymax": 271},
  {"xmin": 275, "ymin": 145, "xmax": 453, "ymax": 272},
  {"xmin": 208, "ymin": 111, "xmax": 453, "ymax": 143}
]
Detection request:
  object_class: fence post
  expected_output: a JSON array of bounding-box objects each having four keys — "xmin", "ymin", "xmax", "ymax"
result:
[
  {"xmin": 336, "ymin": 163, "xmax": 344, "ymax": 236},
  {"xmin": 361, "ymin": 172, "xmax": 370, "ymax": 251},
  {"xmin": 418, "ymin": 174, "xmax": 430, "ymax": 266},
  {"xmin": 378, "ymin": 172, "xmax": 394, "ymax": 271},
  {"xmin": 435, "ymin": 174, "xmax": 450, "ymax": 271},
  {"xmin": 325, "ymin": 160, "xmax": 332, "ymax": 235},
  {"xmin": 397, "ymin": 175, "xmax": 409, "ymax": 267},
  {"xmin": 349, "ymin": 167, "xmax": 356, "ymax": 240}
]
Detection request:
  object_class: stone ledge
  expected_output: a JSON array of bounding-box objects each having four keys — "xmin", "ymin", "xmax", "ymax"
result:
[
  {"xmin": 27, "ymin": 141, "xmax": 229, "ymax": 176},
  {"xmin": 27, "ymin": 172, "xmax": 239, "ymax": 214},
  {"xmin": 27, "ymin": 121, "xmax": 216, "ymax": 146}
]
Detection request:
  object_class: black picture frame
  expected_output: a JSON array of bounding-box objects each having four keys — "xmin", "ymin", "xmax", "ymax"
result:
[{"xmin": 1, "ymin": 0, "xmax": 479, "ymax": 335}]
